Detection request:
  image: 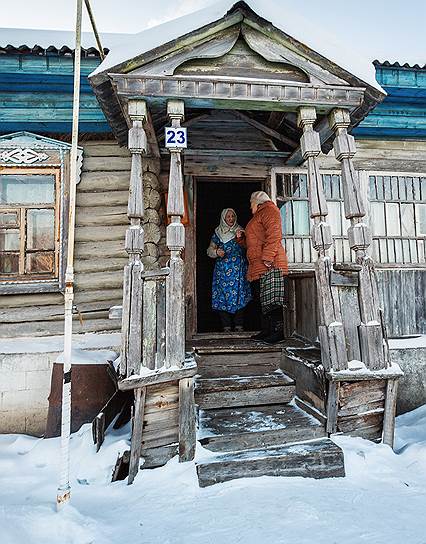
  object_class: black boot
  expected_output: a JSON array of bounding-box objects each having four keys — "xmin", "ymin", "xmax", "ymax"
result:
[
  {"xmin": 251, "ymin": 313, "xmax": 270, "ymax": 341},
  {"xmin": 262, "ymin": 308, "xmax": 285, "ymax": 344}
]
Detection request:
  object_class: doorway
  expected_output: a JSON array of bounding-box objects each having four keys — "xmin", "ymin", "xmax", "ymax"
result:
[{"xmin": 195, "ymin": 178, "xmax": 262, "ymax": 333}]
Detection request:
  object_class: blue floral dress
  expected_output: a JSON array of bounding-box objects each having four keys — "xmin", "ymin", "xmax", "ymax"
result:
[{"xmin": 211, "ymin": 233, "xmax": 252, "ymax": 314}]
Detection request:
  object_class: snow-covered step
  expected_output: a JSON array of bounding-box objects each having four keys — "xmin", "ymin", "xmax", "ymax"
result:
[
  {"xmin": 198, "ymin": 403, "xmax": 325, "ymax": 453},
  {"xmin": 195, "ymin": 372, "xmax": 295, "ymax": 409},
  {"xmin": 196, "ymin": 438, "xmax": 345, "ymax": 487}
]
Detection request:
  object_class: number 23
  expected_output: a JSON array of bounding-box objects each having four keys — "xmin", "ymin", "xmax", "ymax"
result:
[{"xmin": 166, "ymin": 129, "xmax": 185, "ymax": 145}]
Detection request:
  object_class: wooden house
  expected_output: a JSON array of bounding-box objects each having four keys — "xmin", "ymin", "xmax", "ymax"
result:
[{"xmin": 0, "ymin": 1, "xmax": 425, "ymax": 485}]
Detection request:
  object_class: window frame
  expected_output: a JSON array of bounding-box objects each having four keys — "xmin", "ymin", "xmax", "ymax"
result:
[
  {"xmin": 271, "ymin": 167, "xmax": 426, "ymax": 270},
  {"xmin": 0, "ymin": 131, "xmax": 83, "ymax": 295},
  {"xmin": 0, "ymin": 167, "xmax": 61, "ymax": 282}
]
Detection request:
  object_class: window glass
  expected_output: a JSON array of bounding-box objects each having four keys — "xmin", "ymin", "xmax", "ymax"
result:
[
  {"xmin": 0, "ymin": 230, "xmax": 20, "ymax": 251},
  {"xmin": 0, "ymin": 253, "xmax": 19, "ymax": 274},
  {"xmin": 292, "ymin": 201, "xmax": 310, "ymax": 236},
  {"xmin": 416, "ymin": 204, "xmax": 426, "ymax": 236},
  {"xmin": 0, "ymin": 175, "xmax": 55, "ymax": 204},
  {"xmin": 0, "ymin": 211, "xmax": 18, "ymax": 227},
  {"xmin": 27, "ymin": 209, "xmax": 55, "ymax": 250},
  {"xmin": 26, "ymin": 252, "xmax": 54, "ymax": 274}
]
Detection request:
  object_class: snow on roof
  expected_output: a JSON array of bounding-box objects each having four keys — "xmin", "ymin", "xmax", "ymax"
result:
[
  {"xmin": 0, "ymin": 26, "xmax": 129, "ymax": 52},
  {"xmin": 90, "ymin": 0, "xmax": 383, "ymax": 92}
]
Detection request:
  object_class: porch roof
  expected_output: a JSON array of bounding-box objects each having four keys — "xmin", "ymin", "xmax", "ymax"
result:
[{"xmin": 91, "ymin": 0, "xmax": 382, "ymax": 93}]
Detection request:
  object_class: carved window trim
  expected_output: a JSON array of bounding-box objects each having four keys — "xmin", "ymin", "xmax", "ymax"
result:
[{"xmin": 0, "ymin": 132, "xmax": 83, "ymax": 295}]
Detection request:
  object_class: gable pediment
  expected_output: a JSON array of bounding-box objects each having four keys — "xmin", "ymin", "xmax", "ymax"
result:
[{"xmin": 130, "ymin": 20, "xmax": 350, "ymax": 87}]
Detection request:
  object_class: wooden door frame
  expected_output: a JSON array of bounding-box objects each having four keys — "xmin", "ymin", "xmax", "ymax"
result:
[{"xmin": 186, "ymin": 175, "xmax": 268, "ymax": 338}]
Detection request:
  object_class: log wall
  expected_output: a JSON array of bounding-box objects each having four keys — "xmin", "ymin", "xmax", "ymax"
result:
[{"xmin": 0, "ymin": 140, "xmax": 165, "ymax": 338}]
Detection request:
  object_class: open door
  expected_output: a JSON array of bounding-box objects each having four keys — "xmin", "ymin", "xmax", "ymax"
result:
[{"xmin": 193, "ymin": 178, "xmax": 262, "ymax": 334}]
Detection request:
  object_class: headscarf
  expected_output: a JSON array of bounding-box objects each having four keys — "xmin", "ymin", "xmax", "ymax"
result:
[
  {"xmin": 250, "ymin": 191, "xmax": 271, "ymax": 205},
  {"xmin": 215, "ymin": 208, "xmax": 241, "ymax": 244}
]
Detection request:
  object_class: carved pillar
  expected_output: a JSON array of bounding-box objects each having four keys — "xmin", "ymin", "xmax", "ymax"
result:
[
  {"xmin": 298, "ymin": 106, "xmax": 347, "ymax": 371},
  {"xmin": 329, "ymin": 108, "xmax": 387, "ymax": 370},
  {"xmin": 166, "ymin": 100, "xmax": 185, "ymax": 368},
  {"xmin": 120, "ymin": 100, "xmax": 147, "ymax": 377}
]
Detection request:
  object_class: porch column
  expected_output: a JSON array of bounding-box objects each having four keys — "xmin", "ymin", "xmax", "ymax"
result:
[
  {"xmin": 120, "ymin": 99, "xmax": 147, "ymax": 377},
  {"xmin": 329, "ymin": 108, "xmax": 387, "ymax": 370},
  {"xmin": 298, "ymin": 106, "xmax": 348, "ymax": 371},
  {"xmin": 166, "ymin": 100, "xmax": 185, "ymax": 368}
]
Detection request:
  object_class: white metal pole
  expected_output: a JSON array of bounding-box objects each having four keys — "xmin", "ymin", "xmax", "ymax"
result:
[{"xmin": 56, "ymin": 0, "xmax": 83, "ymax": 510}]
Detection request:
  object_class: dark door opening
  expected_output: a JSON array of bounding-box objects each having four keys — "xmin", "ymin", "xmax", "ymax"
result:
[{"xmin": 196, "ymin": 178, "xmax": 262, "ymax": 333}]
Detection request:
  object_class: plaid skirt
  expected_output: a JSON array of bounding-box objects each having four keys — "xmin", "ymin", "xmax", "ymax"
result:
[{"xmin": 260, "ymin": 269, "xmax": 286, "ymax": 314}]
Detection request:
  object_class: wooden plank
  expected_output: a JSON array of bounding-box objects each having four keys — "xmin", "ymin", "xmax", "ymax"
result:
[
  {"xmin": 140, "ymin": 444, "xmax": 178, "ymax": 469},
  {"xmin": 337, "ymin": 409, "xmax": 384, "ymax": 433},
  {"xmin": 142, "ymin": 280, "xmax": 157, "ymax": 370},
  {"xmin": 156, "ymin": 279, "xmax": 167, "ymax": 368},
  {"xmin": 326, "ymin": 382, "xmax": 339, "ymax": 434},
  {"xmin": 196, "ymin": 385, "xmax": 295, "ymax": 410},
  {"xmin": 195, "ymin": 373, "xmax": 294, "ymax": 393},
  {"xmin": 231, "ymin": 110, "xmax": 298, "ymax": 148},
  {"xmin": 75, "ymin": 205, "xmax": 128, "ymax": 227},
  {"xmin": 382, "ymin": 378, "xmax": 399, "ymax": 448},
  {"xmin": 128, "ymin": 387, "xmax": 146, "ymax": 485},
  {"xmin": 196, "ymin": 439, "xmax": 345, "ymax": 487},
  {"xmin": 118, "ymin": 362, "xmax": 197, "ymax": 390},
  {"xmin": 198, "ymin": 404, "xmax": 324, "ymax": 453},
  {"xmin": 179, "ymin": 378, "xmax": 196, "ymax": 462}
]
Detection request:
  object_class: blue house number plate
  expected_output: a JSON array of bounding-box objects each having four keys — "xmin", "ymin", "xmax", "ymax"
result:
[{"xmin": 165, "ymin": 127, "xmax": 187, "ymax": 148}]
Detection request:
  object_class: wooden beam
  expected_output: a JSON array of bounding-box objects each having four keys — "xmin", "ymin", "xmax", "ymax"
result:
[
  {"xmin": 158, "ymin": 113, "xmax": 211, "ymax": 142},
  {"xmin": 268, "ymin": 111, "xmax": 285, "ymax": 130},
  {"xmin": 326, "ymin": 381, "xmax": 339, "ymax": 434},
  {"xmin": 128, "ymin": 386, "xmax": 146, "ymax": 484},
  {"xmin": 178, "ymin": 378, "xmax": 196, "ymax": 462},
  {"xmin": 231, "ymin": 110, "xmax": 298, "ymax": 149},
  {"xmin": 382, "ymin": 378, "xmax": 399, "ymax": 448},
  {"xmin": 118, "ymin": 362, "xmax": 197, "ymax": 391},
  {"xmin": 145, "ymin": 109, "xmax": 160, "ymax": 158}
]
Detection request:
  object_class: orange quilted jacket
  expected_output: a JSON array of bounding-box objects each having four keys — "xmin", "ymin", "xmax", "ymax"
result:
[{"xmin": 242, "ymin": 201, "xmax": 288, "ymax": 282}]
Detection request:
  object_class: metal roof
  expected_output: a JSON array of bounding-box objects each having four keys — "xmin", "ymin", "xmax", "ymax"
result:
[
  {"xmin": 0, "ymin": 27, "xmax": 129, "ymax": 57},
  {"xmin": 374, "ymin": 60, "xmax": 426, "ymax": 70}
]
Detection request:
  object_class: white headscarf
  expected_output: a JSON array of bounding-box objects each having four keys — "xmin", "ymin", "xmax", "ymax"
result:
[
  {"xmin": 215, "ymin": 208, "xmax": 241, "ymax": 244},
  {"xmin": 250, "ymin": 191, "xmax": 271, "ymax": 205}
]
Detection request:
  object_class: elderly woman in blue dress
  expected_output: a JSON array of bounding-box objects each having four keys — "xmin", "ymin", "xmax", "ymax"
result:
[{"xmin": 207, "ymin": 208, "xmax": 252, "ymax": 332}]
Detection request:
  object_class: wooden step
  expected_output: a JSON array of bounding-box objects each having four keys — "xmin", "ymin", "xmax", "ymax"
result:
[
  {"xmin": 198, "ymin": 403, "xmax": 325, "ymax": 452},
  {"xmin": 196, "ymin": 352, "xmax": 282, "ymax": 379},
  {"xmin": 196, "ymin": 438, "xmax": 345, "ymax": 487},
  {"xmin": 195, "ymin": 372, "xmax": 295, "ymax": 409},
  {"xmin": 190, "ymin": 337, "xmax": 306, "ymax": 354}
]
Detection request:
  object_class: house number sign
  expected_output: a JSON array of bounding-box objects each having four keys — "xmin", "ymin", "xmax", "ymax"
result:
[{"xmin": 165, "ymin": 127, "xmax": 187, "ymax": 148}]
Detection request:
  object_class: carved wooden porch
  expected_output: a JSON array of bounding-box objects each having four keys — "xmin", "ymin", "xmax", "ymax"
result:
[{"xmin": 89, "ymin": 1, "xmax": 403, "ymax": 485}]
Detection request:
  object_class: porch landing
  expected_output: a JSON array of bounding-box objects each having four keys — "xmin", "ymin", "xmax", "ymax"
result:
[{"xmin": 190, "ymin": 336, "xmax": 345, "ymax": 487}]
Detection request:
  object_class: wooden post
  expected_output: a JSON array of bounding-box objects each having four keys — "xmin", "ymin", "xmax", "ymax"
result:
[
  {"xmin": 326, "ymin": 381, "xmax": 340, "ymax": 434},
  {"xmin": 382, "ymin": 378, "xmax": 398, "ymax": 448},
  {"xmin": 298, "ymin": 106, "xmax": 347, "ymax": 372},
  {"xmin": 128, "ymin": 386, "xmax": 146, "ymax": 484},
  {"xmin": 178, "ymin": 377, "xmax": 196, "ymax": 462},
  {"xmin": 166, "ymin": 100, "xmax": 186, "ymax": 368},
  {"xmin": 120, "ymin": 100, "xmax": 147, "ymax": 377},
  {"xmin": 329, "ymin": 109, "xmax": 387, "ymax": 370}
]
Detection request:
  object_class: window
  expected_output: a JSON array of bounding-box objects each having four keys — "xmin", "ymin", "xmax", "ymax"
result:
[
  {"xmin": 369, "ymin": 174, "xmax": 426, "ymax": 264},
  {"xmin": 274, "ymin": 170, "xmax": 350, "ymax": 264},
  {"xmin": 0, "ymin": 169, "xmax": 60, "ymax": 279},
  {"xmin": 0, "ymin": 131, "xmax": 83, "ymax": 294},
  {"xmin": 273, "ymin": 168, "xmax": 426, "ymax": 268}
]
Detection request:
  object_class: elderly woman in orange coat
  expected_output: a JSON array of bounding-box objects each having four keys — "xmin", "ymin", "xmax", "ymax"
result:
[{"xmin": 236, "ymin": 191, "xmax": 288, "ymax": 343}]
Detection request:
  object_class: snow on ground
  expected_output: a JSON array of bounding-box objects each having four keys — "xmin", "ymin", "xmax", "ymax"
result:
[{"xmin": 1, "ymin": 407, "xmax": 426, "ymax": 544}]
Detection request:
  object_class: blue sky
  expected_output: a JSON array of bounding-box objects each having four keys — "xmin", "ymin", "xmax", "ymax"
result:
[{"xmin": 1, "ymin": 0, "xmax": 425, "ymax": 64}]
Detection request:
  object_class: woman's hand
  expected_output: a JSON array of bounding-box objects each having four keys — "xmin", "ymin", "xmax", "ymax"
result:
[
  {"xmin": 236, "ymin": 229, "xmax": 244, "ymax": 240},
  {"xmin": 217, "ymin": 248, "xmax": 225, "ymax": 258}
]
